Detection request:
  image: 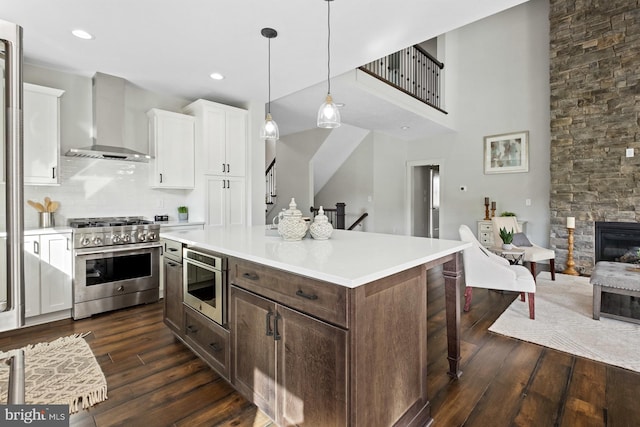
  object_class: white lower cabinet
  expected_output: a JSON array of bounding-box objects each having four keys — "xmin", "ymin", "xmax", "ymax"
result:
[
  {"xmin": 24, "ymin": 232, "xmax": 72, "ymax": 318},
  {"xmin": 206, "ymin": 176, "xmax": 245, "ymax": 227}
]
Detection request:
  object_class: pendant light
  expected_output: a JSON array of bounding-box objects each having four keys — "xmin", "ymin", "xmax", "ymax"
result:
[
  {"xmin": 260, "ymin": 27, "xmax": 279, "ymax": 140},
  {"xmin": 317, "ymin": 0, "xmax": 341, "ymax": 128}
]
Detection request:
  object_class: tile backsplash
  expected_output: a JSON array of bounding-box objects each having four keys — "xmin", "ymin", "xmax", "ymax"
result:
[{"xmin": 18, "ymin": 157, "xmax": 194, "ymax": 229}]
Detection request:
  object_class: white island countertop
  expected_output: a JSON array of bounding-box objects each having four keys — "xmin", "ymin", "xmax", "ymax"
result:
[{"xmin": 162, "ymin": 225, "xmax": 470, "ymax": 288}]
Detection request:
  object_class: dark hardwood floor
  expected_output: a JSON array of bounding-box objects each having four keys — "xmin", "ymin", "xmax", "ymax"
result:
[{"xmin": 1, "ymin": 267, "xmax": 639, "ymax": 426}]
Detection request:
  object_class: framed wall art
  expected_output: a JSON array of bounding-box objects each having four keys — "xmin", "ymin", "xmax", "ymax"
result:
[{"xmin": 483, "ymin": 131, "xmax": 529, "ymax": 174}]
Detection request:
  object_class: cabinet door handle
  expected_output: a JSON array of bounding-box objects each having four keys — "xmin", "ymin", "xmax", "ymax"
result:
[
  {"xmin": 222, "ymin": 163, "xmax": 226, "ymax": 173},
  {"xmin": 243, "ymin": 272, "xmax": 259, "ymax": 281},
  {"xmin": 209, "ymin": 342, "xmax": 223, "ymax": 353},
  {"xmin": 273, "ymin": 313, "xmax": 282, "ymax": 341},
  {"xmin": 159, "ymin": 173, "xmax": 163, "ymax": 183},
  {"xmin": 296, "ymin": 289, "xmax": 318, "ymax": 300},
  {"xmin": 222, "ymin": 180, "xmax": 226, "ymax": 189},
  {"xmin": 33, "ymin": 240, "xmax": 39, "ymax": 255},
  {"xmin": 186, "ymin": 325, "xmax": 198, "ymax": 334},
  {"xmin": 265, "ymin": 310, "xmax": 274, "ymax": 336},
  {"xmin": 227, "ymin": 179, "xmax": 230, "ymax": 188},
  {"xmin": 66, "ymin": 238, "xmax": 70, "ymax": 251},
  {"xmin": 52, "ymin": 167, "xmax": 56, "ymax": 179},
  {"xmin": 227, "ymin": 163, "xmax": 230, "ymax": 173},
  {"xmin": 168, "ymin": 262, "xmax": 176, "ymax": 267},
  {"xmin": 168, "ymin": 247, "xmax": 178, "ymax": 252}
]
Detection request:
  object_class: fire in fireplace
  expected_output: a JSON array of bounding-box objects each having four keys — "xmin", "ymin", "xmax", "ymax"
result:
[{"xmin": 595, "ymin": 221, "xmax": 640, "ymax": 263}]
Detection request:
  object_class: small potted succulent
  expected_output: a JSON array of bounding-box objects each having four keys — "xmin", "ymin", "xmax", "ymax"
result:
[
  {"xmin": 177, "ymin": 206, "xmax": 189, "ymax": 222},
  {"xmin": 499, "ymin": 226, "xmax": 514, "ymax": 250}
]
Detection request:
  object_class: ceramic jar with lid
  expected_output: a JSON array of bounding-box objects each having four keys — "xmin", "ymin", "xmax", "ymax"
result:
[
  {"xmin": 309, "ymin": 206, "xmax": 333, "ymax": 240},
  {"xmin": 275, "ymin": 198, "xmax": 308, "ymax": 241}
]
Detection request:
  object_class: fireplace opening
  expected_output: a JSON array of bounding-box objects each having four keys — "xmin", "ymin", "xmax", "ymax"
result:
[
  {"xmin": 595, "ymin": 221, "xmax": 640, "ymax": 263},
  {"xmin": 594, "ymin": 221, "xmax": 640, "ymax": 322}
]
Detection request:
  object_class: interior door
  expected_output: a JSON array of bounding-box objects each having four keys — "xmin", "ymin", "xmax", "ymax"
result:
[
  {"xmin": 412, "ymin": 165, "xmax": 440, "ymax": 238},
  {"xmin": 0, "ymin": 19, "xmax": 24, "ymax": 331}
]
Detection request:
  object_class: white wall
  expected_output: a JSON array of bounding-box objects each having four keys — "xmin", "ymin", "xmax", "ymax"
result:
[
  {"xmin": 315, "ymin": 133, "xmax": 375, "ymax": 231},
  {"xmin": 270, "ymin": 128, "xmax": 331, "ymax": 223},
  {"xmin": 310, "ymin": 0, "xmax": 550, "ymax": 244},
  {"xmin": 407, "ymin": 0, "xmax": 550, "ymax": 243}
]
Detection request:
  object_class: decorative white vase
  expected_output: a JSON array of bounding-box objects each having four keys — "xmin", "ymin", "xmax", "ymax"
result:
[
  {"xmin": 276, "ymin": 198, "xmax": 308, "ymax": 241},
  {"xmin": 502, "ymin": 243, "xmax": 513, "ymax": 250},
  {"xmin": 310, "ymin": 206, "xmax": 333, "ymax": 240}
]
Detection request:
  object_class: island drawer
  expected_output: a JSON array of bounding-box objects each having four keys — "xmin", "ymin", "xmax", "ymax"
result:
[
  {"xmin": 230, "ymin": 258, "xmax": 349, "ymax": 328},
  {"xmin": 184, "ymin": 305, "xmax": 230, "ymax": 380}
]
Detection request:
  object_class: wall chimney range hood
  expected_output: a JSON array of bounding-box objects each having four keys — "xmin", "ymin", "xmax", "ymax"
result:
[{"xmin": 65, "ymin": 72, "xmax": 151, "ymax": 162}]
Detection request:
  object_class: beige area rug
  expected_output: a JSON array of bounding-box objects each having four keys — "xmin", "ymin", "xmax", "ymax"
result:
[
  {"xmin": 0, "ymin": 333, "xmax": 107, "ymax": 412},
  {"xmin": 489, "ymin": 272, "xmax": 640, "ymax": 373}
]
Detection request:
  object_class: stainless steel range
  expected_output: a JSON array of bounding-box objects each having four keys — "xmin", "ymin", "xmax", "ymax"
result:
[{"xmin": 69, "ymin": 217, "xmax": 161, "ymax": 320}]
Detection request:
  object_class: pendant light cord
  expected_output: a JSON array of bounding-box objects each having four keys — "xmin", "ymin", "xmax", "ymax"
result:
[
  {"xmin": 327, "ymin": 0, "xmax": 331, "ymax": 95},
  {"xmin": 268, "ymin": 37, "xmax": 272, "ymax": 114}
]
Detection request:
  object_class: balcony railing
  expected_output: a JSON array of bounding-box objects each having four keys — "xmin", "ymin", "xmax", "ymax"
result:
[{"xmin": 359, "ymin": 45, "xmax": 446, "ymax": 113}]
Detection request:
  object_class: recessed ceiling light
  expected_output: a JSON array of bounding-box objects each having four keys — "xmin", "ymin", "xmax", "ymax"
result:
[
  {"xmin": 209, "ymin": 72, "xmax": 225, "ymax": 80},
  {"xmin": 71, "ymin": 29, "xmax": 94, "ymax": 40},
  {"xmin": 401, "ymin": 126, "xmax": 410, "ymax": 130}
]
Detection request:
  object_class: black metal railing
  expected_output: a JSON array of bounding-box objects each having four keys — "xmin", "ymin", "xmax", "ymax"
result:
[
  {"xmin": 348, "ymin": 212, "xmax": 369, "ymax": 230},
  {"xmin": 266, "ymin": 158, "xmax": 276, "ymax": 206},
  {"xmin": 359, "ymin": 44, "xmax": 446, "ymax": 113}
]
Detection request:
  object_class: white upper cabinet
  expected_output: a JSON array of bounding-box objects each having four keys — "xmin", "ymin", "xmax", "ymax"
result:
[
  {"xmin": 23, "ymin": 83, "xmax": 65, "ymax": 185},
  {"xmin": 183, "ymin": 99, "xmax": 247, "ymax": 177},
  {"xmin": 148, "ymin": 108, "xmax": 195, "ymax": 189}
]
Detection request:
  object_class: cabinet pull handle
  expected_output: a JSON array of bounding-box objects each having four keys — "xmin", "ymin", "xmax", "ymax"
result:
[
  {"xmin": 66, "ymin": 238, "xmax": 70, "ymax": 251},
  {"xmin": 222, "ymin": 163, "xmax": 226, "ymax": 173},
  {"xmin": 52, "ymin": 167, "xmax": 56, "ymax": 179},
  {"xmin": 265, "ymin": 310, "xmax": 274, "ymax": 336},
  {"xmin": 34, "ymin": 240, "xmax": 39, "ymax": 255},
  {"xmin": 159, "ymin": 173, "xmax": 163, "ymax": 183},
  {"xmin": 186, "ymin": 325, "xmax": 198, "ymax": 334},
  {"xmin": 168, "ymin": 247, "xmax": 178, "ymax": 252},
  {"xmin": 168, "ymin": 262, "xmax": 176, "ymax": 267},
  {"xmin": 209, "ymin": 342, "xmax": 223, "ymax": 352},
  {"xmin": 273, "ymin": 313, "xmax": 282, "ymax": 341},
  {"xmin": 296, "ymin": 289, "xmax": 318, "ymax": 300},
  {"xmin": 227, "ymin": 163, "xmax": 230, "ymax": 173},
  {"xmin": 243, "ymin": 272, "xmax": 259, "ymax": 281}
]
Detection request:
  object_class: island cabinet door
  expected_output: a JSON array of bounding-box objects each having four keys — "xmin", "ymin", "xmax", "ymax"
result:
[
  {"xmin": 230, "ymin": 285, "xmax": 277, "ymax": 420},
  {"xmin": 277, "ymin": 305, "xmax": 348, "ymax": 427},
  {"xmin": 163, "ymin": 256, "xmax": 183, "ymax": 335}
]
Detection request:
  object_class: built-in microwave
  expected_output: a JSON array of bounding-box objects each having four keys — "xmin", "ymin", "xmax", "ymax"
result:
[{"xmin": 182, "ymin": 247, "xmax": 227, "ymax": 326}]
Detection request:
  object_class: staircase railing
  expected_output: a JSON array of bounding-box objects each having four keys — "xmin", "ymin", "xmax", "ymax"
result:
[
  {"xmin": 359, "ymin": 44, "xmax": 447, "ymax": 113},
  {"xmin": 348, "ymin": 212, "xmax": 369, "ymax": 230},
  {"xmin": 311, "ymin": 204, "xmax": 369, "ymax": 230},
  {"xmin": 265, "ymin": 158, "xmax": 276, "ymax": 206}
]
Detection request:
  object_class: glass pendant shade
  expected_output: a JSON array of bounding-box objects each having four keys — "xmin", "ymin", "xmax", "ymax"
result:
[
  {"xmin": 261, "ymin": 113, "xmax": 279, "ymax": 140},
  {"xmin": 318, "ymin": 0, "xmax": 341, "ymax": 129},
  {"xmin": 317, "ymin": 94, "xmax": 341, "ymax": 128}
]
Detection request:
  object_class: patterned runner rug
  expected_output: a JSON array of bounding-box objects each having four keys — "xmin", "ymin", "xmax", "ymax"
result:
[
  {"xmin": 0, "ymin": 333, "xmax": 107, "ymax": 412},
  {"xmin": 489, "ymin": 272, "xmax": 640, "ymax": 373}
]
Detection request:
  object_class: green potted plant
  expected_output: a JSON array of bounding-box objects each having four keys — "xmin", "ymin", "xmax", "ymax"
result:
[
  {"xmin": 499, "ymin": 226, "xmax": 514, "ymax": 250},
  {"xmin": 177, "ymin": 206, "xmax": 188, "ymax": 222}
]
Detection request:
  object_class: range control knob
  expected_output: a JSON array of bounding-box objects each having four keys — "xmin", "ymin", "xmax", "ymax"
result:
[
  {"xmin": 147, "ymin": 232, "xmax": 157, "ymax": 241},
  {"xmin": 112, "ymin": 235, "xmax": 121, "ymax": 244},
  {"xmin": 81, "ymin": 236, "xmax": 91, "ymax": 246},
  {"xmin": 122, "ymin": 234, "xmax": 131, "ymax": 243},
  {"xmin": 137, "ymin": 233, "xmax": 147, "ymax": 242},
  {"xmin": 93, "ymin": 236, "xmax": 103, "ymax": 246}
]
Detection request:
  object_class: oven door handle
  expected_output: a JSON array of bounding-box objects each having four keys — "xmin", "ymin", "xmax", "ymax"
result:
[{"xmin": 74, "ymin": 242, "xmax": 162, "ymax": 256}]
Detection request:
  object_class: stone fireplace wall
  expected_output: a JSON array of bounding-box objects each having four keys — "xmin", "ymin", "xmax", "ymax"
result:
[{"xmin": 549, "ymin": 0, "xmax": 640, "ymax": 275}]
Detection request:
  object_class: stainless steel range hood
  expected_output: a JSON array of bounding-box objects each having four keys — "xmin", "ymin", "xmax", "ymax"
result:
[{"xmin": 66, "ymin": 72, "xmax": 150, "ymax": 162}]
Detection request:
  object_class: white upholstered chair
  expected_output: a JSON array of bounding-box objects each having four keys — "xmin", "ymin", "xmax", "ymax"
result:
[
  {"xmin": 459, "ymin": 224, "xmax": 536, "ymax": 319},
  {"xmin": 491, "ymin": 216, "xmax": 556, "ymax": 281}
]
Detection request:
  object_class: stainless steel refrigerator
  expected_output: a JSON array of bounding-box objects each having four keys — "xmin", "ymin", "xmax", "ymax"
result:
[{"xmin": 0, "ymin": 18, "xmax": 25, "ymax": 331}]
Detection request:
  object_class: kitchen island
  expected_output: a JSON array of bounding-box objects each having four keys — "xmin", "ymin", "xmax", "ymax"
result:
[{"xmin": 162, "ymin": 225, "xmax": 470, "ymax": 427}]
